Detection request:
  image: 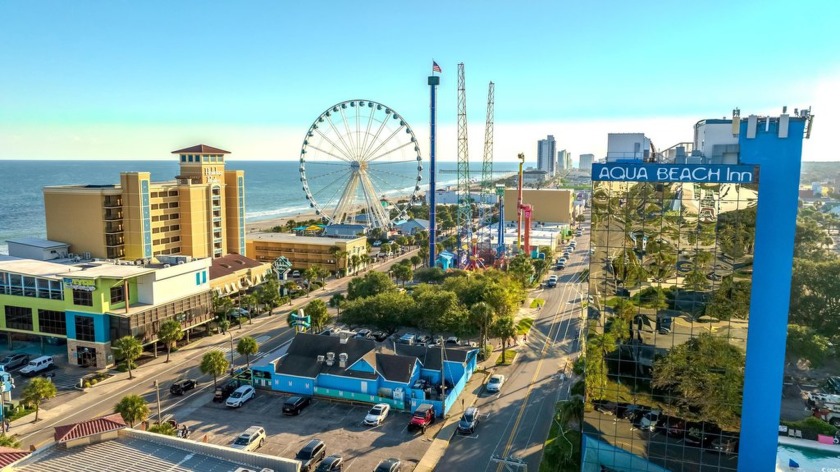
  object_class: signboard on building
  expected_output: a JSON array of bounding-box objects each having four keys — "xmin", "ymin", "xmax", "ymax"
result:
[
  {"xmin": 592, "ymin": 164, "xmax": 758, "ymax": 184},
  {"xmin": 63, "ymin": 278, "xmax": 96, "ymax": 292}
]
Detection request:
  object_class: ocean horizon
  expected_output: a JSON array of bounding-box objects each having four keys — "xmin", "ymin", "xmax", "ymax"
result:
[{"xmin": 0, "ymin": 159, "xmax": 521, "ymax": 255}]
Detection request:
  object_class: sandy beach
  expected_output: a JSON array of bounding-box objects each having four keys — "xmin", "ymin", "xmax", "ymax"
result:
[{"xmin": 246, "ymin": 212, "xmax": 321, "ymax": 233}]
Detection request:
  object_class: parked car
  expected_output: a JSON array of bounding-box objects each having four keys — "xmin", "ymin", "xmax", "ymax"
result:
[
  {"xmin": 169, "ymin": 379, "xmax": 197, "ymax": 395},
  {"xmin": 372, "ymin": 331, "xmax": 389, "ymax": 342},
  {"xmin": 640, "ymin": 409, "xmax": 662, "ymax": 432},
  {"xmin": 292, "ymin": 270, "xmax": 301, "ymax": 278},
  {"xmin": 283, "ymin": 395, "xmax": 312, "ymax": 415},
  {"xmin": 445, "ymin": 336, "xmax": 459, "ymax": 345},
  {"xmin": 457, "ymin": 407, "xmax": 480, "ymax": 434},
  {"xmin": 620, "ymin": 404, "xmax": 645, "ymax": 422},
  {"xmin": 0, "ymin": 353, "xmax": 30, "ymax": 371},
  {"xmin": 231, "ymin": 426, "xmax": 266, "ymax": 451},
  {"xmin": 486, "ymin": 374, "xmax": 505, "ymax": 393},
  {"xmin": 354, "ymin": 329, "xmax": 372, "ymax": 339},
  {"xmin": 711, "ymin": 433, "xmax": 739, "ymax": 454},
  {"xmin": 296, "ymin": 439, "xmax": 326, "ymax": 472},
  {"xmin": 683, "ymin": 423, "xmax": 718, "ymax": 448},
  {"xmin": 546, "ymin": 275, "xmax": 558, "ymax": 288},
  {"xmin": 372, "ymin": 240, "xmax": 383, "ymax": 247},
  {"xmin": 415, "ymin": 335, "xmax": 432, "ymax": 345},
  {"xmin": 593, "ymin": 400, "xmax": 618, "ymax": 416},
  {"xmin": 214, "ymin": 379, "xmax": 240, "ymax": 402},
  {"xmin": 398, "ymin": 333, "xmax": 416, "ymax": 345},
  {"xmin": 364, "ymin": 403, "xmax": 390, "ymax": 426},
  {"xmin": 374, "ymin": 458, "xmax": 402, "ymax": 472},
  {"xmin": 657, "ymin": 316, "xmax": 673, "ymax": 334},
  {"xmin": 315, "ymin": 455, "xmax": 344, "ymax": 472},
  {"xmin": 407, "ymin": 403, "xmax": 436, "ymax": 433},
  {"xmin": 225, "ymin": 385, "xmax": 255, "ymax": 408}
]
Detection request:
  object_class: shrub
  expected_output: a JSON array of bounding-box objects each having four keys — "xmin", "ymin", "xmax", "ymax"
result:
[
  {"xmin": 90, "ymin": 379, "xmax": 98, "ymax": 386},
  {"xmin": 782, "ymin": 416, "xmax": 838, "ymax": 439},
  {"xmin": 83, "ymin": 381, "xmax": 91, "ymax": 388}
]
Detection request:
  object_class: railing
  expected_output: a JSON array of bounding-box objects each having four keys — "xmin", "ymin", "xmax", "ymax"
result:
[
  {"xmin": 103, "ymin": 198, "xmax": 123, "ymax": 208},
  {"xmin": 104, "ymin": 211, "xmax": 123, "ymax": 221}
]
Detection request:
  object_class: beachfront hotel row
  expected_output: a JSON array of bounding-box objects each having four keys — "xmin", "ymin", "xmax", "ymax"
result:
[{"xmin": 0, "ymin": 145, "xmax": 375, "ymax": 369}]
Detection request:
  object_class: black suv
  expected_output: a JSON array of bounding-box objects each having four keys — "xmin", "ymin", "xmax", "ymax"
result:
[
  {"xmin": 283, "ymin": 396, "xmax": 312, "ymax": 415},
  {"xmin": 0, "ymin": 353, "xmax": 30, "ymax": 371},
  {"xmin": 169, "ymin": 379, "xmax": 197, "ymax": 395},
  {"xmin": 296, "ymin": 439, "xmax": 326, "ymax": 472}
]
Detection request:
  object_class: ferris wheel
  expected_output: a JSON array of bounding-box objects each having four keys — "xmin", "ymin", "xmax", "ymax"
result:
[{"xmin": 299, "ymin": 99, "xmax": 423, "ymax": 229}]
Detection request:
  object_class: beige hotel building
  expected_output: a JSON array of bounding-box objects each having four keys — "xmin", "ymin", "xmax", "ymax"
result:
[{"xmin": 43, "ymin": 145, "xmax": 246, "ymax": 261}]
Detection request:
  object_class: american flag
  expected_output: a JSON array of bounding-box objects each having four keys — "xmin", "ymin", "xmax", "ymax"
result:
[{"xmin": 432, "ymin": 61, "xmax": 441, "ymax": 73}]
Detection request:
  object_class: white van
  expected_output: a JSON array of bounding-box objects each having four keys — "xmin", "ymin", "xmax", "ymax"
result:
[{"xmin": 20, "ymin": 356, "xmax": 54, "ymax": 377}]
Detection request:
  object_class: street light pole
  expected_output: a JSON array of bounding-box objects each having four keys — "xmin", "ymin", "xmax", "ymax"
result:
[
  {"xmin": 154, "ymin": 379, "xmax": 162, "ymax": 423},
  {"xmin": 227, "ymin": 331, "xmax": 235, "ymax": 374}
]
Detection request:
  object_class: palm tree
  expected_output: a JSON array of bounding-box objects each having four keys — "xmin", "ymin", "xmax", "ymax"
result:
[
  {"xmin": 490, "ymin": 315, "xmax": 517, "ymax": 363},
  {"xmin": 236, "ymin": 336, "xmax": 259, "ymax": 369},
  {"xmin": 410, "ymin": 255, "xmax": 421, "ymax": 269},
  {"xmin": 113, "ymin": 336, "xmax": 142, "ymax": 380},
  {"xmin": 303, "ymin": 267, "xmax": 319, "ymax": 296},
  {"xmin": 114, "ymin": 394, "xmax": 149, "ymax": 428},
  {"xmin": 148, "ymin": 422, "xmax": 178, "ymax": 436},
  {"xmin": 239, "ymin": 293, "xmax": 256, "ymax": 324},
  {"xmin": 157, "ymin": 319, "xmax": 183, "ymax": 363},
  {"xmin": 22, "ymin": 377, "xmax": 57, "ymax": 422},
  {"xmin": 329, "ymin": 293, "xmax": 346, "ymax": 316},
  {"xmin": 200, "ymin": 351, "xmax": 230, "ymax": 389},
  {"xmin": 469, "ymin": 302, "xmax": 496, "ymax": 353}
]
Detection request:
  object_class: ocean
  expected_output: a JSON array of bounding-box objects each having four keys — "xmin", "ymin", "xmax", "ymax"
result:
[{"xmin": 0, "ymin": 160, "xmax": 521, "ymax": 254}]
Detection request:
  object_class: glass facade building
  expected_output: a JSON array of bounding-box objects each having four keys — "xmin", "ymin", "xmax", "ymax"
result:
[{"xmin": 584, "ymin": 170, "xmax": 759, "ymax": 471}]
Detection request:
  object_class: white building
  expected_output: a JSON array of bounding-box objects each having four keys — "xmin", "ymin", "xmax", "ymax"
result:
[
  {"xmin": 606, "ymin": 133, "xmax": 651, "ymax": 162},
  {"xmin": 579, "ymin": 154, "xmax": 594, "ymax": 170},
  {"xmin": 558, "ymin": 149, "xmax": 572, "ymax": 171},
  {"xmin": 537, "ymin": 135, "xmax": 557, "ymax": 176}
]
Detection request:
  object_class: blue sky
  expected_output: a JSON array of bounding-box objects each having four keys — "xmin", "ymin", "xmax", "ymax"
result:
[{"xmin": 1, "ymin": 0, "xmax": 837, "ymax": 162}]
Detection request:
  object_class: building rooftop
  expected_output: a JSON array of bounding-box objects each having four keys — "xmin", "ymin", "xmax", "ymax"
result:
[
  {"xmin": 13, "ymin": 429, "xmax": 297, "ymax": 472},
  {"xmin": 54, "ymin": 413, "xmax": 126, "ymax": 444},
  {"xmin": 172, "ymin": 144, "xmax": 230, "ymax": 154},
  {"xmin": 249, "ymin": 232, "xmax": 362, "ymax": 246},
  {"xmin": 0, "ymin": 447, "xmax": 31, "ymax": 467},
  {"xmin": 6, "ymin": 237, "xmax": 69, "ymax": 249},
  {"xmin": 209, "ymin": 254, "xmax": 268, "ymax": 280},
  {"xmin": 57, "ymin": 262, "xmax": 154, "ymax": 279},
  {"xmin": 0, "ymin": 256, "xmax": 81, "ymax": 278}
]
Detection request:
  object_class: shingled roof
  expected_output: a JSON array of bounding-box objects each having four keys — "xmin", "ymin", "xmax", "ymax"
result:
[
  {"xmin": 394, "ymin": 344, "xmax": 474, "ymax": 371},
  {"xmin": 0, "ymin": 447, "xmax": 31, "ymax": 467},
  {"xmin": 375, "ymin": 353, "xmax": 417, "ymax": 383},
  {"xmin": 209, "ymin": 254, "xmax": 266, "ymax": 280},
  {"xmin": 54, "ymin": 413, "xmax": 127, "ymax": 443},
  {"xmin": 171, "ymin": 144, "xmax": 230, "ymax": 154},
  {"xmin": 276, "ymin": 333, "xmax": 377, "ymax": 379}
]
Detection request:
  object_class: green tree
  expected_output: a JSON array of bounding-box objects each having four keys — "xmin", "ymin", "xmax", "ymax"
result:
[
  {"xmin": 236, "ymin": 336, "xmax": 259, "ymax": 368},
  {"xmin": 612, "ymin": 298, "xmax": 638, "ymax": 322},
  {"xmin": 329, "ymin": 293, "xmax": 346, "ymax": 316},
  {"xmin": 584, "ymin": 332, "xmax": 616, "ymax": 401},
  {"xmin": 306, "ymin": 299, "xmax": 330, "ymax": 333},
  {"xmin": 347, "ymin": 271, "xmax": 396, "ymax": 300},
  {"xmin": 212, "ymin": 292, "xmax": 234, "ymax": 319},
  {"xmin": 148, "ymin": 421, "xmax": 178, "ymax": 436},
  {"xmin": 114, "ymin": 394, "xmax": 149, "ymax": 428},
  {"xmin": 490, "ymin": 315, "xmax": 518, "ymax": 362},
  {"xmin": 303, "ymin": 267, "xmax": 319, "ymax": 296},
  {"xmin": 507, "ymin": 254, "xmax": 535, "ymax": 286},
  {"xmin": 113, "ymin": 335, "xmax": 143, "ymax": 380},
  {"xmin": 239, "ymin": 293, "xmax": 256, "ymax": 324},
  {"xmin": 410, "ymin": 255, "xmax": 422, "ymax": 269},
  {"xmin": 469, "ymin": 302, "xmax": 496, "ymax": 353},
  {"xmin": 418, "ymin": 246, "xmax": 429, "ymax": 265},
  {"xmin": 157, "ymin": 319, "xmax": 183, "ymax": 363},
  {"xmin": 414, "ymin": 267, "xmax": 445, "ymax": 284},
  {"xmin": 704, "ymin": 276, "xmax": 751, "ymax": 320},
  {"xmin": 789, "ymin": 258, "xmax": 840, "ymax": 333},
  {"xmin": 256, "ymin": 272, "xmax": 282, "ymax": 315},
  {"xmin": 652, "ymin": 333, "xmax": 745, "ymax": 430},
  {"xmin": 412, "ymin": 287, "xmax": 466, "ymax": 335},
  {"xmin": 392, "ymin": 262, "xmax": 414, "ymax": 287},
  {"xmin": 22, "ymin": 377, "xmax": 57, "ymax": 422},
  {"xmin": 532, "ymin": 258, "xmax": 549, "ymax": 281},
  {"xmin": 786, "ymin": 324, "xmax": 833, "ymax": 367},
  {"xmin": 341, "ymin": 291, "xmax": 415, "ymax": 334},
  {"xmin": 200, "ymin": 350, "xmax": 230, "ymax": 389}
]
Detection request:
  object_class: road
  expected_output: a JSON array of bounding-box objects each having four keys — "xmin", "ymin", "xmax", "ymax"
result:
[
  {"xmin": 17, "ymin": 251, "xmax": 419, "ymax": 449},
  {"xmin": 436, "ymin": 224, "xmax": 590, "ymax": 472}
]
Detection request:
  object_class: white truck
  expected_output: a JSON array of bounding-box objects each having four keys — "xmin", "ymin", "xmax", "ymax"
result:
[{"xmin": 809, "ymin": 392, "xmax": 840, "ymax": 427}]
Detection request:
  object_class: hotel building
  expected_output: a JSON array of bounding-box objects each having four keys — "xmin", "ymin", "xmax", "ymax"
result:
[
  {"xmin": 43, "ymin": 144, "xmax": 245, "ymax": 261},
  {"xmin": 247, "ymin": 233, "xmax": 368, "ymax": 276},
  {"xmin": 581, "ymin": 112, "xmax": 810, "ymax": 471}
]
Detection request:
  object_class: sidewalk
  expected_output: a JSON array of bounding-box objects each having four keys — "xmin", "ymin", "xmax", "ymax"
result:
[{"xmin": 8, "ymin": 249, "xmax": 420, "ymax": 445}]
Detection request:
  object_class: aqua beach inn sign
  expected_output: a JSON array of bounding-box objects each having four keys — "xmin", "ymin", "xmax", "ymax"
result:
[{"xmin": 592, "ymin": 163, "xmax": 758, "ymax": 184}]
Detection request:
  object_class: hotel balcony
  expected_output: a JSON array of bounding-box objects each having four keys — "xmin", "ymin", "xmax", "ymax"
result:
[
  {"xmin": 105, "ymin": 223, "xmax": 124, "ymax": 234},
  {"xmin": 104, "ymin": 211, "xmax": 123, "ymax": 221},
  {"xmin": 107, "ymin": 248, "xmax": 125, "ymax": 259},
  {"xmin": 106, "ymin": 236, "xmax": 125, "ymax": 246},
  {"xmin": 103, "ymin": 197, "xmax": 123, "ymax": 208}
]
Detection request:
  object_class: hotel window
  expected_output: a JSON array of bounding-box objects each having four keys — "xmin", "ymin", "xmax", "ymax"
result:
[
  {"xmin": 9, "ymin": 274, "xmax": 23, "ymax": 296},
  {"xmin": 37, "ymin": 278, "xmax": 50, "ymax": 299},
  {"xmin": 50, "ymin": 280, "xmax": 63, "ymax": 300},
  {"xmin": 5, "ymin": 306, "xmax": 33, "ymax": 331},
  {"xmin": 73, "ymin": 289, "xmax": 94, "ymax": 307},
  {"xmin": 181, "ymin": 155, "xmax": 186, "ymax": 162},
  {"xmin": 110, "ymin": 286, "xmax": 125, "ymax": 304},
  {"xmin": 74, "ymin": 316, "xmax": 96, "ymax": 342},
  {"xmin": 38, "ymin": 309, "xmax": 66, "ymax": 335}
]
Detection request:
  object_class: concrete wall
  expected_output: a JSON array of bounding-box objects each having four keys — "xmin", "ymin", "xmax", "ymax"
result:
[
  {"xmin": 503, "ymin": 188, "xmax": 574, "ymax": 224},
  {"xmin": 135, "ymin": 259, "xmax": 210, "ymax": 305},
  {"xmin": 44, "ymin": 190, "xmax": 111, "ymax": 259}
]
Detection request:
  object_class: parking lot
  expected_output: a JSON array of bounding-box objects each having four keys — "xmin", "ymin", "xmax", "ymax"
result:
[{"xmin": 179, "ymin": 389, "xmax": 441, "ymax": 471}]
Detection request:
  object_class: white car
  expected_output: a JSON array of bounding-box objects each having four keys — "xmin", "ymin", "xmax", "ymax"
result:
[
  {"xmin": 364, "ymin": 403, "xmax": 390, "ymax": 426},
  {"xmin": 226, "ymin": 385, "xmax": 255, "ymax": 408},
  {"xmin": 231, "ymin": 426, "xmax": 266, "ymax": 451},
  {"xmin": 486, "ymin": 374, "xmax": 505, "ymax": 393}
]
